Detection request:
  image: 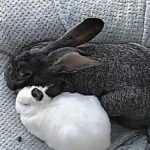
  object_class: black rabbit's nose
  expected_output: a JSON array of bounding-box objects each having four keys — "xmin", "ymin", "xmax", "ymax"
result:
[{"xmin": 31, "ymin": 88, "xmax": 43, "ymax": 101}]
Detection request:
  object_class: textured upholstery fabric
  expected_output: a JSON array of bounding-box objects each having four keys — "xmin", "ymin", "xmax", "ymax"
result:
[{"xmin": 1, "ymin": 0, "xmax": 150, "ymax": 150}]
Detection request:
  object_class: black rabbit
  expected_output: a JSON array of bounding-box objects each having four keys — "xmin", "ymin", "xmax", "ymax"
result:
[{"xmin": 4, "ymin": 18, "xmax": 150, "ymax": 128}]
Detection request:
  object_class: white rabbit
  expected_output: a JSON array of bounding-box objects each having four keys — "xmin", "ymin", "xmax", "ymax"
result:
[{"xmin": 15, "ymin": 86, "xmax": 111, "ymax": 150}]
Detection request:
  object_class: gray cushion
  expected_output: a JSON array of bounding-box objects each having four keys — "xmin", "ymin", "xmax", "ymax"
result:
[{"xmin": 1, "ymin": 0, "xmax": 150, "ymax": 150}]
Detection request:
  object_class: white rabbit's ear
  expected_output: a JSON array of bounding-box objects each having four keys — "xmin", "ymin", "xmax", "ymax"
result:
[
  {"xmin": 31, "ymin": 88, "xmax": 43, "ymax": 101},
  {"xmin": 49, "ymin": 49, "xmax": 100, "ymax": 73}
]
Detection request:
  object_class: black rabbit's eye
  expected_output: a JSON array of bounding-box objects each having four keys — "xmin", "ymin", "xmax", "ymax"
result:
[
  {"xmin": 18, "ymin": 70, "xmax": 27, "ymax": 77},
  {"xmin": 18, "ymin": 70, "xmax": 32, "ymax": 77}
]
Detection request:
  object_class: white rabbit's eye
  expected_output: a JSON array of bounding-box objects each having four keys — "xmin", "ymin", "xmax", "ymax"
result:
[
  {"xmin": 20, "ymin": 101, "xmax": 30, "ymax": 106},
  {"xmin": 24, "ymin": 103, "xmax": 30, "ymax": 106},
  {"xmin": 23, "ymin": 104, "xmax": 30, "ymax": 106}
]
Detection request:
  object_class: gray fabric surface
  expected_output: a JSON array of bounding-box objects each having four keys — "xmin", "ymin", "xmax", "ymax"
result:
[{"xmin": 1, "ymin": 0, "xmax": 150, "ymax": 150}]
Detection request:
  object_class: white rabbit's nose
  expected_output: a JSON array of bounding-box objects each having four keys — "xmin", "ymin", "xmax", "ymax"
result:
[{"xmin": 31, "ymin": 88, "xmax": 43, "ymax": 101}]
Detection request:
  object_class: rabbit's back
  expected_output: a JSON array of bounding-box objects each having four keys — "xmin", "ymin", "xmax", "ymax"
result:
[
  {"xmin": 72, "ymin": 43, "xmax": 150, "ymax": 94},
  {"xmin": 51, "ymin": 92, "xmax": 109, "ymax": 127},
  {"xmin": 45, "ymin": 92, "xmax": 111, "ymax": 150},
  {"xmin": 70, "ymin": 43, "xmax": 150, "ymax": 127}
]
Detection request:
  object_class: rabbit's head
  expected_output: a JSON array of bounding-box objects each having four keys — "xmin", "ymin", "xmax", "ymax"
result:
[
  {"xmin": 5, "ymin": 18, "xmax": 104, "ymax": 90},
  {"xmin": 15, "ymin": 86, "xmax": 51, "ymax": 114},
  {"xmin": 16, "ymin": 86, "xmax": 45, "ymax": 106},
  {"xmin": 16, "ymin": 82, "xmax": 66, "ymax": 106}
]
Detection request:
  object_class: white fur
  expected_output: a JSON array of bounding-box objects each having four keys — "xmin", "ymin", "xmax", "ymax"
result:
[{"xmin": 16, "ymin": 86, "xmax": 111, "ymax": 150}]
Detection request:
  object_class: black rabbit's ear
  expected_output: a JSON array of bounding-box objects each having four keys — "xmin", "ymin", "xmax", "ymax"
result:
[
  {"xmin": 57, "ymin": 18, "xmax": 104, "ymax": 47},
  {"xmin": 48, "ymin": 47, "xmax": 100, "ymax": 73},
  {"xmin": 41, "ymin": 18, "xmax": 104, "ymax": 53}
]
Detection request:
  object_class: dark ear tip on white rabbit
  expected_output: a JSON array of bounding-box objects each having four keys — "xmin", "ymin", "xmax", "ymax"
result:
[{"xmin": 31, "ymin": 88, "xmax": 43, "ymax": 101}]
